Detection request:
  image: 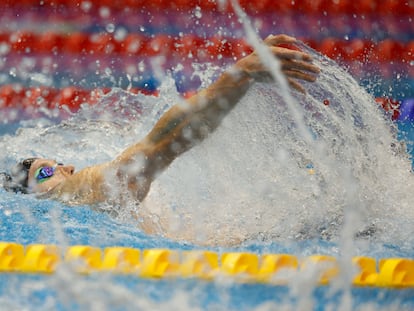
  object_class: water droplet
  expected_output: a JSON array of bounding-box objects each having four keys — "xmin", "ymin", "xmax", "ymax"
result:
[
  {"xmin": 114, "ymin": 27, "xmax": 127, "ymax": 41},
  {"xmin": 194, "ymin": 6, "xmax": 202, "ymax": 19},
  {"xmin": 138, "ymin": 61, "xmax": 145, "ymax": 72},
  {"xmin": 81, "ymin": 1, "xmax": 92, "ymax": 12},
  {"xmin": 9, "ymin": 68, "xmax": 16, "ymax": 77},
  {"xmin": 105, "ymin": 23, "xmax": 115, "ymax": 33},
  {"xmin": 0, "ymin": 43, "xmax": 10, "ymax": 55},
  {"xmin": 99, "ymin": 6, "xmax": 110, "ymax": 19}
]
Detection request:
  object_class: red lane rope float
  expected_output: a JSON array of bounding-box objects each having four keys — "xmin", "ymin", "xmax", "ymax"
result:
[
  {"xmin": 302, "ymin": 38, "xmax": 413, "ymax": 63},
  {"xmin": 0, "ymin": 8, "xmax": 411, "ymax": 42},
  {"xmin": 0, "ymin": 31, "xmax": 254, "ymax": 61},
  {"xmin": 2, "ymin": 0, "xmax": 413, "ymax": 16},
  {"xmin": 1, "ymin": 31, "xmax": 413, "ymax": 64},
  {"xmin": 0, "ymin": 85, "xmax": 159, "ymax": 113},
  {"xmin": 0, "ymin": 84, "xmax": 403, "ymax": 119}
]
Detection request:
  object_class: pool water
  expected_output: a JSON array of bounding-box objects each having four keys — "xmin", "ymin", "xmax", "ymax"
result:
[{"xmin": 2, "ymin": 196, "xmax": 414, "ymax": 310}]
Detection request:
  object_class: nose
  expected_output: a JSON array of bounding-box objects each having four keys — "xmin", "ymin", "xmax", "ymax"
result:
[{"xmin": 57, "ymin": 165, "xmax": 75, "ymax": 175}]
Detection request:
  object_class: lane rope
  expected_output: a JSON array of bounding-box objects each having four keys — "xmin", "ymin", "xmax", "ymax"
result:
[
  {"xmin": 2, "ymin": 0, "xmax": 413, "ymax": 16},
  {"xmin": 0, "ymin": 85, "xmax": 406, "ymax": 121},
  {"xmin": 0, "ymin": 31, "xmax": 413, "ymax": 63},
  {"xmin": 0, "ymin": 242, "xmax": 414, "ymax": 287}
]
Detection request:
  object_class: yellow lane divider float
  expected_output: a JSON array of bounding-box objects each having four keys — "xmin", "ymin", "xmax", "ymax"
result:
[{"xmin": 0, "ymin": 242, "xmax": 414, "ymax": 288}]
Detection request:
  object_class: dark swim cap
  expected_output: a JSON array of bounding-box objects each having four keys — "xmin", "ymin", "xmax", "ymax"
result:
[{"xmin": 0, "ymin": 158, "xmax": 38, "ymax": 194}]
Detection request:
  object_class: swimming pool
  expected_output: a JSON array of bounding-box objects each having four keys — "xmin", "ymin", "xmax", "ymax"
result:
[
  {"xmin": 1, "ymin": 1, "xmax": 414, "ymax": 310},
  {"xmin": 2, "ymin": 193, "xmax": 414, "ymax": 310}
]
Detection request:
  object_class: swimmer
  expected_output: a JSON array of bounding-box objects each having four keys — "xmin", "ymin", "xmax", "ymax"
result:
[{"xmin": 1, "ymin": 34, "xmax": 319, "ymax": 235}]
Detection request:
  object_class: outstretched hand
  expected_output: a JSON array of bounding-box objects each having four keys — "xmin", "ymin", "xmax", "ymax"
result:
[{"xmin": 235, "ymin": 34, "xmax": 320, "ymax": 93}]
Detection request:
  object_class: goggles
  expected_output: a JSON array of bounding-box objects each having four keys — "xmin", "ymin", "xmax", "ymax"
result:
[{"xmin": 34, "ymin": 164, "xmax": 61, "ymax": 183}]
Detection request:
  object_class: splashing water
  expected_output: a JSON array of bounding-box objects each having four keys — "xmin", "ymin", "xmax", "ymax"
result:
[
  {"xmin": 142, "ymin": 45, "xmax": 414, "ymax": 248},
  {"xmin": 1, "ymin": 43, "xmax": 414, "ymax": 250}
]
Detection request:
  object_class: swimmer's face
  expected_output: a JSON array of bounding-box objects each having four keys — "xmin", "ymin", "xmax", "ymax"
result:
[{"xmin": 28, "ymin": 159, "xmax": 75, "ymax": 193}]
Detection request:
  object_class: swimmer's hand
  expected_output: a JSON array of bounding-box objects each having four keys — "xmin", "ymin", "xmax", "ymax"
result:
[{"xmin": 234, "ymin": 34, "xmax": 320, "ymax": 94}]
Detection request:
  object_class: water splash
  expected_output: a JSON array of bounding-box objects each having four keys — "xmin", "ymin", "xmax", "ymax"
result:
[
  {"xmin": 1, "ymin": 44, "xmax": 413, "ymax": 249},
  {"xmin": 141, "ymin": 48, "xmax": 414, "ymax": 248}
]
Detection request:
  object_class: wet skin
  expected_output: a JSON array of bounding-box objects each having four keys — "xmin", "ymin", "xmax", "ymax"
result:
[{"xmin": 28, "ymin": 159, "xmax": 75, "ymax": 193}]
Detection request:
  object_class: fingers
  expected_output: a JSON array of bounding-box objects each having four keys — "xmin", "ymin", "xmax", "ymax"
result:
[
  {"xmin": 268, "ymin": 45, "xmax": 320, "ymax": 82},
  {"xmin": 239, "ymin": 34, "xmax": 320, "ymax": 94},
  {"xmin": 287, "ymin": 78, "xmax": 306, "ymax": 94},
  {"xmin": 269, "ymin": 46, "xmax": 313, "ymax": 62},
  {"xmin": 264, "ymin": 34, "xmax": 297, "ymax": 46},
  {"xmin": 281, "ymin": 59, "xmax": 320, "ymax": 75},
  {"xmin": 283, "ymin": 69, "xmax": 317, "ymax": 82}
]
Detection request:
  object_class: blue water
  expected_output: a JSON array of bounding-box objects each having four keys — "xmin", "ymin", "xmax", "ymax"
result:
[
  {"xmin": 2, "ymin": 182, "xmax": 414, "ymax": 310},
  {"xmin": 1, "ymin": 274, "xmax": 414, "ymax": 310},
  {"xmin": 398, "ymin": 121, "xmax": 414, "ymax": 168}
]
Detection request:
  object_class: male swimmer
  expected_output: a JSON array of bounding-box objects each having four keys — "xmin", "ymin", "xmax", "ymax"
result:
[{"xmin": 1, "ymin": 34, "xmax": 320, "ymax": 240}]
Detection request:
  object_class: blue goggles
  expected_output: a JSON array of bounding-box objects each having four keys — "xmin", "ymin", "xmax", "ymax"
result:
[{"xmin": 34, "ymin": 165, "xmax": 57, "ymax": 183}]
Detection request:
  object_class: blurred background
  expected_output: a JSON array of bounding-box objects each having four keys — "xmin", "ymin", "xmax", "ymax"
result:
[
  {"xmin": 0, "ymin": 0, "xmax": 413, "ymax": 163},
  {"xmin": 0, "ymin": 3, "xmax": 412, "ymax": 98}
]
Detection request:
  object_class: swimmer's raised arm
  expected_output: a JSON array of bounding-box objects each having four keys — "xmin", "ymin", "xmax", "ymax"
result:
[
  {"xmin": 115, "ymin": 34, "xmax": 320, "ymax": 182},
  {"xmin": 12, "ymin": 34, "xmax": 319, "ymax": 205}
]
